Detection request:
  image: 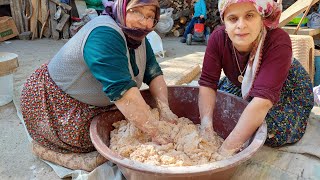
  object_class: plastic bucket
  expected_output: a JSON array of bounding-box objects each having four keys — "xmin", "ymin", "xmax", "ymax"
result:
[{"xmin": 0, "ymin": 52, "xmax": 19, "ymax": 106}]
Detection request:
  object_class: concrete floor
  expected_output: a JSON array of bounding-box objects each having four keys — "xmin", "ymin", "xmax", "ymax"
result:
[{"xmin": 0, "ymin": 37, "xmax": 206, "ymax": 179}]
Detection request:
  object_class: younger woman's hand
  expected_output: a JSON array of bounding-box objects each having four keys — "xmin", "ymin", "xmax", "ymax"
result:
[{"xmin": 200, "ymin": 117, "xmax": 214, "ymax": 141}]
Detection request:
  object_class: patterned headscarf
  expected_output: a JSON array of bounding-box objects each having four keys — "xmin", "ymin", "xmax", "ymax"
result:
[
  {"xmin": 218, "ymin": 0, "xmax": 284, "ymax": 99},
  {"xmin": 218, "ymin": 0, "xmax": 282, "ymax": 29},
  {"xmin": 104, "ymin": 0, "xmax": 160, "ymax": 49}
]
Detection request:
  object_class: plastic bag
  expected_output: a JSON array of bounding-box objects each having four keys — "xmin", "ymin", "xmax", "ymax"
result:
[
  {"xmin": 146, "ymin": 31, "xmax": 165, "ymax": 58},
  {"xmin": 307, "ymin": 12, "xmax": 320, "ymax": 29},
  {"xmin": 155, "ymin": 8, "xmax": 174, "ymax": 34}
]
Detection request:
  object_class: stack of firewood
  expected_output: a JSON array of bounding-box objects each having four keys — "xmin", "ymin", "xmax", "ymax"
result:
[{"xmin": 160, "ymin": 0, "xmax": 221, "ymax": 37}]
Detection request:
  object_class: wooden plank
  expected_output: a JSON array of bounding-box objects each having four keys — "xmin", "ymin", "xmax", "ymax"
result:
[
  {"xmin": 49, "ymin": 0, "xmax": 71, "ymax": 11},
  {"xmin": 30, "ymin": 0, "xmax": 39, "ymax": 38},
  {"xmin": 55, "ymin": 13, "xmax": 69, "ymax": 32},
  {"xmin": 23, "ymin": 0, "xmax": 31, "ymax": 31},
  {"xmin": 279, "ymin": 0, "xmax": 319, "ymax": 28},
  {"xmin": 0, "ymin": 0, "xmax": 10, "ymax": 5},
  {"xmin": 49, "ymin": 1, "xmax": 59, "ymax": 40},
  {"xmin": 13, "ymin": 0, "xmax": 25, "ymax": 32},
  {"xmin": 282, "ymin": 26, "xmax": 320, "ymax": 36},
  {"xmin": 62, "ymin": 20, "xmax": 70, "ymax": 39},
  {"xmin": 9, "ymin": 0, "xmax": 24, "ymax": 33},
  {"xmin": 74, "ymin": 0, "xmax": 87, "ymax": 18},
  {"xmin": 293, "ymin": 1, "xmax": 313, "ymax": 35},
  {"xmin": 40, "ymin": 0, "xmax": 50, "ymax": 37},
  {"xmin": 39, "ymin": 0, "xmax": 48, "ymax": 24},
  {"xmin": 40, "ymin": 9, "xmax": 49, "ymax": 38}
]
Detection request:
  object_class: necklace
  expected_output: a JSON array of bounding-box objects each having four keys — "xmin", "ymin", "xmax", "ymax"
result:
[{"xmin": 232, "ymin": 45, "xmax": 248, "ymax": 83}]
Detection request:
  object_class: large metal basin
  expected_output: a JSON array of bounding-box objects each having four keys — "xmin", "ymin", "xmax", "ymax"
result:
[{"xmin": 90, "ymin": 86, "xmax": 267, "ymax": 180}]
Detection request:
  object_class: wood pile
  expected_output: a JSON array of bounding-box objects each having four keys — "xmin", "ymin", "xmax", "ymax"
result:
[
  {"xmin": 160, "ymin": 0, "xmax": 221, "ymax": 37},
  {"xmin": 25, "ymin": 0, "xmax": 72, "ymax": 40},
  {"xmin": 0, "ymin": 0, "xmax": 93, "ymax": 40}
]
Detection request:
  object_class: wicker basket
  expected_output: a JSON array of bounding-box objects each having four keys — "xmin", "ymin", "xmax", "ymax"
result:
[{"xmin": 289, "ymin": 35, "xmax": 315, "ymax": 83}]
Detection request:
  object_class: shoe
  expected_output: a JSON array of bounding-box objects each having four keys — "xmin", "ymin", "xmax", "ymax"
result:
[{"xmin": 180, "ymin": 38, "xmax": 186, "ymax": 43}]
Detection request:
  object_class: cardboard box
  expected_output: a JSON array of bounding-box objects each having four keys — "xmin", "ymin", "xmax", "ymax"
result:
[{"xmin": 0, "ymin": 16, "xmax": 19, "ymax": 42}]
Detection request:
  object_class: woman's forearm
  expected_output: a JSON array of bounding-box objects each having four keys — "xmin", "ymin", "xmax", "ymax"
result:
[
  {"xmin": 115, "ymin": 87, "xmax": 158, "ymax": 136},
  {"xmin": 199, "ymin": 86, "xmax": 216, "ymax": 123},
  {"xmin": 219, "ymin": 97, "xmax": 272, "ymax": 155},
  {"xmin": 149, "ymin": 75, "xmax": 169, "ymax": 105}
]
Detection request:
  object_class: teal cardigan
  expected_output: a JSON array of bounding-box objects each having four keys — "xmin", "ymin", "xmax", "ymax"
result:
[{"xmin": 83, "ymin": 26, "xmax": 163, "ymax": 101}]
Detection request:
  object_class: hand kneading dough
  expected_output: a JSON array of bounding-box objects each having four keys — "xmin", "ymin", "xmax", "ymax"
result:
[{"xmin": 109, "ymin": 109, "xmax": 223, "ymax": 166}]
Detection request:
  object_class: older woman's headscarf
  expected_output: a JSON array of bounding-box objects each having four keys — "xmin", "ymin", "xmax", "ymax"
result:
[
  {"xmin": 104, "ymin": 0, "xmax": 160, "ymax": 49},
  {"xmin": 218, "ymin": 0, "xmax": 282, "ymax": 29},
  {"xmin": 217, "ymin": 0, "xmax": 284, "ymax": 99}
]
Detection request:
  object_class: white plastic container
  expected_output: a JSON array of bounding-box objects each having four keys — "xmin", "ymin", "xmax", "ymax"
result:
[
  {"xmin": 0, "ymin": 52, "xmax": 19, "ymax": 106},
  {"xmin": 0, "ymin": 73, "xmax": 13, "ymax": 106}
]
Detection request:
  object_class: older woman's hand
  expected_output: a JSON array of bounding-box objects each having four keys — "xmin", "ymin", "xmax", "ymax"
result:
[
  {"xmin": 152, "ymin": 133, "xmax": 173, "ymax": 145},
  {"xmin": 140, "ymin": 116, "xmax": 173, "ymax": 145},
  {"xmin": 157, "ymin": 100, "xmax": 178, "ymax": 124}
]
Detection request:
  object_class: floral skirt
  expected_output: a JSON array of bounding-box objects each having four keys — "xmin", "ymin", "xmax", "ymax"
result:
[
  {"xmin": 21, "ymin": 64, "xmax": 112, "ymax": 153},
  {"xmin": 218, "ymin": 59, "xmax": 314, "ymax": 147}
]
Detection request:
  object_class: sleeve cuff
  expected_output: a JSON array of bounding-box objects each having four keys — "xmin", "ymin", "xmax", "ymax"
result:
[
  {"xmin": 107, "ymin": 80, "xmax": 137, "ymax": 102},
  {"xmin": 249, "ymin": 89, "xmax": 280, "ymax": 105},
  {"xmin": 145, "ymin": 71, "xmax": 163, "ymax": 85}
]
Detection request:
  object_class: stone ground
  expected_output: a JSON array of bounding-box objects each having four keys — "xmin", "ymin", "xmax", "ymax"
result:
[{"xmin": 0, "ymin": 37, "xmax": 206, "ymax": 180}]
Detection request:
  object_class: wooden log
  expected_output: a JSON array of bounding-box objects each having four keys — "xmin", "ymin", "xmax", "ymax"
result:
[
  {"xmin": 173, "ymin": 28, "xmax": 184, "ymax": 37},
  {"xmin": 179, "ymin": 16, "xmax": 187, "ymax": 24}
]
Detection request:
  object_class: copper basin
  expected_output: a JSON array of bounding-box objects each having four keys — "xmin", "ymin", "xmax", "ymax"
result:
[{"xmin": 90, "ymin": 86, "xmax": 267, "ymax": 180}]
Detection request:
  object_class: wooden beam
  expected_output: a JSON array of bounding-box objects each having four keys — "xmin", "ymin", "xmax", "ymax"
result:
[
  {"xmin": 293, "ymin": 1, "xmax": 313, "ymax": 35},
  {"xmin": 279, "ymin": 0, "xmax": 319, "ymax": 28},
  {"xmin": 282, "ymin": 26, "xmax": 320, "ymax": 36}
]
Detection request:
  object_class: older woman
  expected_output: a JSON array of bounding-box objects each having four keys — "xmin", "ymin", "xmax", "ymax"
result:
[
  {"xmin": 20, "ymin": 0, "xmax": 177, "ymax": 171},
  {"xmin": 199, "ymin": 0, "xmax": 314, "ymax": 157}
]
